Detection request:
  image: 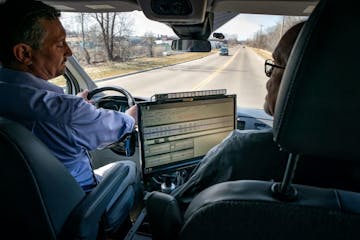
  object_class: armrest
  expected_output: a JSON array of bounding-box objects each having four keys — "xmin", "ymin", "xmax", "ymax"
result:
[
  {"xmin": 61, "ymin": 163, "xmax": 130, "ymax": 239},
  {"xmin": 146, "ymin": 191, "xmax": 183, "ymax": 240}
]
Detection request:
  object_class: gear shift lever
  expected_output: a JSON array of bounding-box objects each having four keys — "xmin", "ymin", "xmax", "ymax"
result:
[{"xmin": 161, "ymin": 173, "xmax": 176, "ymax": 193}]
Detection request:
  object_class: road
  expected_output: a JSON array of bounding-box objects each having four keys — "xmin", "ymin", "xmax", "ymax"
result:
[{"xmin": 97, "ymin": 45, "xmax": 268, "ymax": 109}]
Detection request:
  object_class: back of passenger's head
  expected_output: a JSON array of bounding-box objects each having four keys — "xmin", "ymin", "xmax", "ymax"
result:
[
  {"xmin": 0, "ymin": 0, "xmax": 60, "ymax": 65},
  {"xmin": 272, "ymin": 21, "xmax": 306, "ymax": 67}
]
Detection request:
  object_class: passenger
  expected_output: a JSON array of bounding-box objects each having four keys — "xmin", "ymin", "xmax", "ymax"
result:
[
  {"xmin": 0, "ymin": 0, "xmax": 140, "ymax": 233},
  {"xmin": 172, "ymin": 21, "xmax": 359, "ymax": 207}
]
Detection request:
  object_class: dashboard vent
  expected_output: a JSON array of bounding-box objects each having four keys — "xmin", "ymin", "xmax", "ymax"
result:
[{"xmin": 237, "ymin": 120, "xmax": 246, "ymax": 130}]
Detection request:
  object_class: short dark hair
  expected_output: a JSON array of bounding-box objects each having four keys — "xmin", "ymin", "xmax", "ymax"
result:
[{"xmin": 0, "ymin": 0, "xmax": 60, "ymax": 65}]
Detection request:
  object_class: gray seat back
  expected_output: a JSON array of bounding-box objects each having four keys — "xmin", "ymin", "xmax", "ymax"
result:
[
  {"xmin": 273, "ymin": 0, "xmax": 360, "ymax": 160},
  {"xmin": 0, "ymin": 117, "xmax": 85, "ymax": 239}
]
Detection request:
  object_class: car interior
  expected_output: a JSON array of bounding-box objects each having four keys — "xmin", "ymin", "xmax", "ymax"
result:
[{"xmin": 2, "ymin": 0, "xmax": 360, "ymax": 239}]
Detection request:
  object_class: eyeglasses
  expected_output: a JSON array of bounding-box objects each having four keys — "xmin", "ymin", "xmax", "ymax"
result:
[{"xmin": 264, "ymin": 59, "xmax": 285, "ymax": 77}]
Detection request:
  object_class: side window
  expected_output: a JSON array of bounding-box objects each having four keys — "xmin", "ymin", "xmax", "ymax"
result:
[
  {"xmin": 48, "ymin": 75, "xmax": 67, "ymax": 93},
  {"xmin": 49, "ymin": 75, "xmax": 69, "ymax": 94}
]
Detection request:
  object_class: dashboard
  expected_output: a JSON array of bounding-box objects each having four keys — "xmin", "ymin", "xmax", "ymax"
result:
[{"xmin": 237, "ymin": 107, "xmax": 273, "ymax": 131}]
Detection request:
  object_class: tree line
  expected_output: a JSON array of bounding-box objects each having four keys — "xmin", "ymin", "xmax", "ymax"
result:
[
  {"xmin": 245, "ymin": 16, "xmax": 308, "ymax": 52},
  {"xmin": 62, "ymin": 12, "xmax": 168, "ymax": 65},
  {"xmin": 62, "ymin": 13, "xmax": 307, "ymax": 65}
]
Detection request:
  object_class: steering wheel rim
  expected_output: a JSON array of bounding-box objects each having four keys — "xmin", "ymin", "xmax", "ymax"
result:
[{"xmin": 87, "ymin": 86, "xmax": 136, "ymax": 107}]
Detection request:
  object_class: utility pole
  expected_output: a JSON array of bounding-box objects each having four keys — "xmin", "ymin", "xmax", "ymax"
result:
[
  {"xmin": 259, "ymin": 24, "xmax": 263, "ymax": 48},
  {"xmin": 280, "ymin": 16, "xmax": 285, "ymax": 40}
]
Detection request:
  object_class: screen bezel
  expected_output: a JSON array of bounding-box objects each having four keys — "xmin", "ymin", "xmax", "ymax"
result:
[{"xmin": 137, "ymin": 94, "xmax": 237, "ymax": 176}]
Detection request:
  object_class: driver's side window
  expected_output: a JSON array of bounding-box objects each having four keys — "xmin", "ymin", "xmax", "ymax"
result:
[{"xmin": 49, "ymin": 75, "xmax": 69, "ymax": 94}]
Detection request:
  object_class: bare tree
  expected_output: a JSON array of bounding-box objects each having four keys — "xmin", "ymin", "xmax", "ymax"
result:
[
  {"xmin": 93, "ymin": 12, "xmax": 117, "ymax": 61},
  {"xmin": 91, "ymin": 12, "xmax": 135, "ymax": 62},
  {"xmin": 246, "ymin": 16, "xmax": 307, "ymax": 52},
  {"xmin": 88, "ymin": 24, "xmax": 103, "ymax": 63},
  {"xmin": 144, "ymin": 32, "xmax": 156, "ymax": 57},
  {"xmin": 78, "ymin": 13, "xmax": 91, "ymax": 64},
  {"xmin": 116, "ymin": 13, "xmax": 134, "ymax": 61}
]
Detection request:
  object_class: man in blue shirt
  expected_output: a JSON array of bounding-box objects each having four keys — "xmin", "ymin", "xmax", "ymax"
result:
[{"xmin": 0, "ymin": 0, "xmax": 140, "ymax": 234}]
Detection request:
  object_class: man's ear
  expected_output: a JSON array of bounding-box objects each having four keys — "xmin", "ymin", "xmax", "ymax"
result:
[{"xmin": 13, "ymin": 43, "xmax": 33, "ymax": 66}]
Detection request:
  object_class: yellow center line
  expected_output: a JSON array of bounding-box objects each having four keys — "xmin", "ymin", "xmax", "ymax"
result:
[{"xmin": 192, "ymin": 48, "xmax": 241, "ymax": 91}]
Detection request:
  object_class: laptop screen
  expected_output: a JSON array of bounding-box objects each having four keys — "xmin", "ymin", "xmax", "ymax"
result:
[{"xmin": 138, "ymin": 94, "xmax": 236, "ymax": 175}]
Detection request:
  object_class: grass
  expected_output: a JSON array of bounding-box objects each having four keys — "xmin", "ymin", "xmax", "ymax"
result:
[
  {"xmin": 83, "ymin": 51, "xmax": 215, "ymax": 81},
  {"xmin": 249, "ymin": 47, "xmax": 272, "ymax": 60}
]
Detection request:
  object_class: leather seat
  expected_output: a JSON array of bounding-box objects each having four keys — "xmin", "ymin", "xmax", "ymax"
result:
[
  {"xmin": 145, "ymin": 0, "xmax": 360, "ymax": 239},
  {"xmin": 0, "ymin": 117, "xmax": 135, "ymax": 239}
]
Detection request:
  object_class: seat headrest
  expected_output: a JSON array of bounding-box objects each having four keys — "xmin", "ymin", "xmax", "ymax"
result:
[{"xmin": 273, "ymin": 0, "xmax": 360, "ymax": 161}]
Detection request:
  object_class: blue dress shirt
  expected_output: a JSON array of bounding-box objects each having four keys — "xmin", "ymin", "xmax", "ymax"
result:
[{"xmin": 0, "ymin": 67, "xmax": 135, "ymax": 188}]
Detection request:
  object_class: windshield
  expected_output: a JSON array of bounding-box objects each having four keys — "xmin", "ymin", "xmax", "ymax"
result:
[{"xmin": 57, "ymin": 12, "xmax": 306, "ymax": 110}]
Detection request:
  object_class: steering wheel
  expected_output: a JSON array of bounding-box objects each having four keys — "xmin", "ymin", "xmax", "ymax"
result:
[
  {"xmin": 87, "ymin": 86, "xmax": 137, "ymax": 156},
  {"xmin": 87, "ymin": 86, "xmax": 136, "ymax": 109}
]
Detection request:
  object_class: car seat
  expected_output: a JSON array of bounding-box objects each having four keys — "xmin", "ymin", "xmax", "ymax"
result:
[{"xmin": 0, "ymin": 117, "xmax": 135, "ymax": 239}]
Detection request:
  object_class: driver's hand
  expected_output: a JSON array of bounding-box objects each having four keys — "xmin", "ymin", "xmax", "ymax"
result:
[
  {"xmin": 125, "ymin": 105, "xmax": 138, "ymax": 126},
  {"xmin": 77, "ymin": 89, "xmax": 92, "ymax": 104}
]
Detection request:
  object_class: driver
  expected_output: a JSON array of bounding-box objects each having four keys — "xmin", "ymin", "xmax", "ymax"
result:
[{"xmin": 0, "ymin": 0, "xmax": 140, "ymax": 234}]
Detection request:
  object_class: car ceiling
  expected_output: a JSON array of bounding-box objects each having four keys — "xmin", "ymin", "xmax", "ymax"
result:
[
  {"xmin": 43, "ymin": 0, "xmax": 318, "ymax": 16},
  {"xmin": 43, "ymin": 0, "xmax": 318, "ymax": 39}
]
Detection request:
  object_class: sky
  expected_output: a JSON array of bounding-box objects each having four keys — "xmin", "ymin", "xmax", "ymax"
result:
[
  {"xmin": 61, "ymin": 11, "xmax": 282, "ymax": 41},
  {"xmin": 215, "ymin": 14, "xmax": 282, "ymax": 40},
  {"xmin": 130, "ymin": 11, "xmax": 282, "ymax": 40}
]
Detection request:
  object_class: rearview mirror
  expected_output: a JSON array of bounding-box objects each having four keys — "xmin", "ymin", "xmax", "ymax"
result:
[
  {"xmin": 171, "ymin": 39, "xmax": 211, "ymax": 52},
  {"xmin": 213, "ymin": 32, "xmax": 225, "ymax": 39}
]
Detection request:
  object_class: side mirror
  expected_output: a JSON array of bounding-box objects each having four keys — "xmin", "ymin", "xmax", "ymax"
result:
[
  {"xmin": 171, "ymin": 39, "xmax": 211, "ymax": 52},
  {"xmin": 213, "ymin": 32, "xmax": 225, "ymax": 39}
]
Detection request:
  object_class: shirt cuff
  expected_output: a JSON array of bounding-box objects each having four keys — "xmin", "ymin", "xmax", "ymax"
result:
[{"xmin": 124, "ymin": 113, "xmax": 135, "ymax": 133}]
